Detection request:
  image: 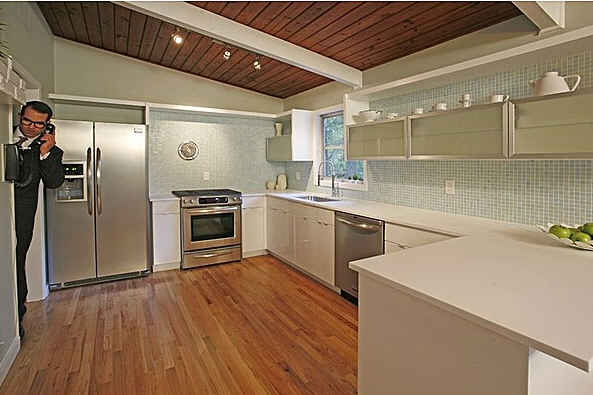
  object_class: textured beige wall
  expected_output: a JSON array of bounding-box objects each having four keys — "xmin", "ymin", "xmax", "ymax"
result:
[
  {"xmin": 1, "ymin": 2, "xmax": 54, "ymax": 99},
  {"xmin": 282, "ymin": 80, "xmax": 351, "ymax": 111},
  {"xmin": 54, "ymin": 38, "xmax": 283, "ymax": 114},
  {"xmin": 0, "ymin": 104, "xmax": 17, "ymax": 377}
]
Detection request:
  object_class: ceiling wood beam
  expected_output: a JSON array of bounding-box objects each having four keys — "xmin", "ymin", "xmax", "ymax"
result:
[
  {"xmin": 513, "ymin": 1, "xmax": 565, "ymax": 34},
  {"xmin": 115, "ymin": 1, "xmax": 362, "ymax": 87}
]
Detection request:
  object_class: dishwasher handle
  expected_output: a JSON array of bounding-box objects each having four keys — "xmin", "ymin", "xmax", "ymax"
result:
[{"xmin": 336, "ymin": 217, "xmax": 382, "ymax": 232}]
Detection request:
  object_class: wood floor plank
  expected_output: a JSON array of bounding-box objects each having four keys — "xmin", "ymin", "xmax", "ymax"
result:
[{"xmin": 0, "ymin": 255, "xmax": 357, "ymax": 395}]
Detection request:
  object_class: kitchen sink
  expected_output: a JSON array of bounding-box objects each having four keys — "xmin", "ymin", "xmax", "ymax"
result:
[{"xmin": 294, "ymin": 195, "xmax": 340, "ymax": 203}]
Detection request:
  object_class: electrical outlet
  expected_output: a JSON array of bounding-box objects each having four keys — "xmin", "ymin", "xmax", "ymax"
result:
[
  {"xmin": 203, "ymin": 171, "xmax": 210, "ymax": 181},
  {"xmin": 296, "ymin": 172, "xmax": 301, "ymax": 181},
  {"xmin": 445, "ymin": 180, "xmax": 455, "ymax": 195}
]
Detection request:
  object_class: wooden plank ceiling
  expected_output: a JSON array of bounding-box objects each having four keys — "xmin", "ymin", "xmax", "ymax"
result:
[{"xmin": 38, "ymin": 2, "xmax": 521, "ymax": 99}]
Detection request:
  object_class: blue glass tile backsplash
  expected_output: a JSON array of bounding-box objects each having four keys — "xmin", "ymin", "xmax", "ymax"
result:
[{"xmin": 287, "ymin": 48, "xmax": 593, "ymax": 225}]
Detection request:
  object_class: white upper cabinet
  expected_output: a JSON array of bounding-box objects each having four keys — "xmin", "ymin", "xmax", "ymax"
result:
[
  {"xmin": 510, "ymin": 89, "xmax": 593, "ymax": 158},
  {"xmin": 266, "ymin": 109, "xmax": 314, "ymax": 161},
  {"xmin": 408, "ymin": 102, "xmax": 509, "ymax": 159}
]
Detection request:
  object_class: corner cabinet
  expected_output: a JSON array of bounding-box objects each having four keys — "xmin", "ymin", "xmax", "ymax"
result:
[
  {"xmin": 346, "ymin": 117, "xmax": 407, "ymax": 160},
  {"xmin": 509, "ymin": 88, "xmax": 593, "ymax": 158},
  {"xmin": 408, "ymin": 102, "xmax": 509, "ymax": 159},
  {"xmin": 266, "ymin": 109, "xmax": 314, "ymax": 161}
]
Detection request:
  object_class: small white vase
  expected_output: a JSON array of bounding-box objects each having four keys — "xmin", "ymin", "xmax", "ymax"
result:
[{"xmin": 274, "ymin": 122, "xmax": 283, "ymax": 136}]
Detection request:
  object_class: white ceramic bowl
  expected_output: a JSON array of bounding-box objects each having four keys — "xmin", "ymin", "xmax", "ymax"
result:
[
  {"xmin": 358, "ymin": 110, "xmax": 382, "ymax": 122},
  {"xmin": 536, "ymin": 223, "xmax": 593, "ymax": 251}
]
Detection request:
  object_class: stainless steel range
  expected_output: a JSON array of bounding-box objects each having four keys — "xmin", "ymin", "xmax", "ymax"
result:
[{"xmin": 172, "ymin": 189, "xmax": 242, "ymax": 269}]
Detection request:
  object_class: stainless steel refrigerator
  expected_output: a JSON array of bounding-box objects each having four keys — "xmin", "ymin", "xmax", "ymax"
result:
[{"xmin": 46, "ymin": 120, "xmax": 150, "ymax": 288}]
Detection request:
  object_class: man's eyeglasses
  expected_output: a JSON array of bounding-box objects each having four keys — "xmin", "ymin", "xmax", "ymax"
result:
[{"xmin": 21, "ymin": 117, "xmax": 47, "ymax": 129}]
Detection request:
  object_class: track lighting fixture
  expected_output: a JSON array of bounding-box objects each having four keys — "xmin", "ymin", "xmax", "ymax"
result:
[
  {"xmin": 210, "ymin": 38, "xmax": 263, "ymax": 71},
  {"xmin": 172, "ymin": 28, "xmax": 183, "ymax": 45}
]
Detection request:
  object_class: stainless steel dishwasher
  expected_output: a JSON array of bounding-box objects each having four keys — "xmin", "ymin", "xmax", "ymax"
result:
[{"xmin": 335, "ymin": 212, "xmax": 384, "ymax": 298}]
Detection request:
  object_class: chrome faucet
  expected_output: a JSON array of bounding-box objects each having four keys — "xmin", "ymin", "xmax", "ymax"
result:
[{"xmin": 317, "ymin": 161, "xmax": 341, "ymax": 198}]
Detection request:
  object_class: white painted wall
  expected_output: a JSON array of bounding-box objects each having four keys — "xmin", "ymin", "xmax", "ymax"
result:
[
  {"xmin": 53, "ymin": 38, "xmax": 283, "ymax": 114},
  {"xmin": 1, "ymin": 2, "xmax": 54, "ymax": 99}
]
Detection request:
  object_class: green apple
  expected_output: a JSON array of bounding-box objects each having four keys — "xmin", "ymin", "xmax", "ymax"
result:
[
  {"xmin": 569, "ymin": 227, "xmax": 580, "ymax": 236},
  {"xmin": 571, "ymin": 232, "xmax": 592, "ymax": 243},
  {"xmin": 581, "ymin": 223, "xmax": 593, "ymax": 236},
  {"xmin": 549, "ymin": 225, "xmax": 571, "ymax": 239}
]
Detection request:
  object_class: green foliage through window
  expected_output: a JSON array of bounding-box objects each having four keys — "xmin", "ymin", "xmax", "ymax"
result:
[{"xmin": 322, "ymin": 112, "xmax": 364, "ymax": 181}]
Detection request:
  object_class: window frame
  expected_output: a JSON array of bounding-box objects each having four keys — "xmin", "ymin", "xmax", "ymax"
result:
[{"xmin": 319, "ymin": 110, "xmax": 368, "ymax": 192}]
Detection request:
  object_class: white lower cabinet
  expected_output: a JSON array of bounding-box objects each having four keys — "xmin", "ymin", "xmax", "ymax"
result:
[
  {"xmin": 152, "ymin": 200, "xmax": 181, "ymax": 271},
  {"xmin": 242, "ymin": 197, "xmax": 266, "ymax": 257},
  {"xmin": 267, "ymin": 197, "xmax": 295, "ymax": 263},
  {"xmin": 385, "ymin": 240, "xmax": 406, "ymax": 254},
  {"xmin": 385, "ymin": 223, "xmax": 453, "ymax": 252},
  {"xmin": 279, "ymin": 200, "xmax": 335, "ymax": 286}
]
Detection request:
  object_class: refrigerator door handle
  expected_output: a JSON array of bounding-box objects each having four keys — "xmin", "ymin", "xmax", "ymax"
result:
[
  {"xmin": 86, "ymin": 147, "xmax": 93, "ymax": 216},
  {"xmin": 96, "ymin": 147, "xmax": 102, "ymax": 215}
]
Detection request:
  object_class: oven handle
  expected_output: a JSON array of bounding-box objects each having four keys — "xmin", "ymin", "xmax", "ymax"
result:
[
  {"xmin": 189, "ymin": 250, "xmax": 233, "ymax": 259},
  {"xmin": 185, "ymin": 205, "xmax": 240, "ymax": 215}
]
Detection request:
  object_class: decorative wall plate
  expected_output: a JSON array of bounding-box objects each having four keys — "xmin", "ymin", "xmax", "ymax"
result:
[{"xmin": 178, "ymin": 141, "xmax": 199, "ymax": 160}]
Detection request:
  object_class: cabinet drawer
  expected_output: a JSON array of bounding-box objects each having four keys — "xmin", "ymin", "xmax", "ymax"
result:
[
  {"xmin": 385, "ymin": 241, "xmax": 406, "ymax": 255},
  {"xmin": 242, "ymin": 196, "xmax": 265, "ymax": 208},
  {"xmin": 153, "ymin": 200, "xmax": 180, "ymax": 214},
  {"xmin": 385, "ymin": 223, "xmax": 452, "ymax": 248}
]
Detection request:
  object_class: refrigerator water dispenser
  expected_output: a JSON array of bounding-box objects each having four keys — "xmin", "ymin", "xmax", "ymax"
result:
[{"xmin": 55, "ymin": 161, "xmax": 86, "ymax": 202}]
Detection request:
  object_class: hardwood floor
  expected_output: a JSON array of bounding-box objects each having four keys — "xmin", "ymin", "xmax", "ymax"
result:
[{"xmin": 1, "ymin": 255, "xmax": 358, "ymax": 394}]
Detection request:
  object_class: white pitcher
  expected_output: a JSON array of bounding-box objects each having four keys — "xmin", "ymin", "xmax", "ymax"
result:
[{"xmin": 529, "ymin": 71, "xmax": 581, "ymax": 96}]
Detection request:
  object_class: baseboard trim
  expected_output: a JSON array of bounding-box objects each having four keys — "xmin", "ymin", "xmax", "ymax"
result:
[
  {"xmin": 0, "ymin": 335, "xmax": 20, "ymax": 386},
  {"xmin": 153, "ymin": 261, "xmax": 180, "ymax": 272},
  {"xmin": 242, "ymin": 249, "xmax": 267, "ymax": 258}
]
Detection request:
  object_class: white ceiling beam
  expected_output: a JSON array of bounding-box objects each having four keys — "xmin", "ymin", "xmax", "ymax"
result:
[
  {"xmin": 115, "ymin": 1, "xmax": 362, "ymax": 88},
  {"xmin": 513, "ymin": 1, "xmax": 565, "ymax": 34}
]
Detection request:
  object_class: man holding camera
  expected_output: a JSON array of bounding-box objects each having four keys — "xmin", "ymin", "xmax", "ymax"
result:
[{"xmin": 13, "ymin": 101, "xmax": 64, "ymax": 339}]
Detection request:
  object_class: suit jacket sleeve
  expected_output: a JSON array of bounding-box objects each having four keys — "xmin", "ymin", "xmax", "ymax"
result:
[{"xmin": 40, "ymin": 145, "xmax": 65, "ymax": 189}]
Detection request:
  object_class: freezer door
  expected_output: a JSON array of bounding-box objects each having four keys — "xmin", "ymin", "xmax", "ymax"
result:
[
  {"xmin": 46, "ymin": 120, "xmax": 96, "ymax": 284},
  {"xmin": 94, "ymin": 123, "xmax": 148, "ymax": 276}
]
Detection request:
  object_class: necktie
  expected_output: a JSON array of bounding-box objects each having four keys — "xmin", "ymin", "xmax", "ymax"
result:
[{"xmin": 15, "ymin": 136, "xmax": 28, "ymax": 146}]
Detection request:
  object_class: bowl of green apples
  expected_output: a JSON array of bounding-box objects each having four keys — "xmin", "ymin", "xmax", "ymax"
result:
[{"xmin": 537, "ymin": 222, "xmax": 593, "ymax": 251}]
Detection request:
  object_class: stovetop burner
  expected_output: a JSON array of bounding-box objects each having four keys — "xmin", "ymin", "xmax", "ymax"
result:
[{"xmin": 172, "ymin": 188, "xmax": 242, "ymax": 197}]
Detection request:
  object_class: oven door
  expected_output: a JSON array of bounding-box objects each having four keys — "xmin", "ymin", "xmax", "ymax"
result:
[{"xmin": 183, "ymin": 205, "xmax": 241, "ymax": 251}]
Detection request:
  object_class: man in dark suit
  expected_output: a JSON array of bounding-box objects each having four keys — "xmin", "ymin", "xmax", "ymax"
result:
[{"xmin": 14, "ymin": 101, "xmax": 64, "ymax": 339}]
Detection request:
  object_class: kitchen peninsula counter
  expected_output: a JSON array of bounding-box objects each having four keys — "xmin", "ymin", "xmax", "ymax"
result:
[{"xmin": 350, "ymin": 227, "xmax": 593, "ymax": 394}]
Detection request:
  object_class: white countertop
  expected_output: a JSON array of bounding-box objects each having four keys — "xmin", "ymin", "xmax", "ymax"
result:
[
  {"xmin": 266, "ymin": 192, "xmax": 522, "ymax": 236},
  {"xmin": 149, "ymin": 193, "xmax": 179, "ymax": 202},
  {"xmin": 350, "ymin": 227, "xmax": 593, "ymax": 373}
]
